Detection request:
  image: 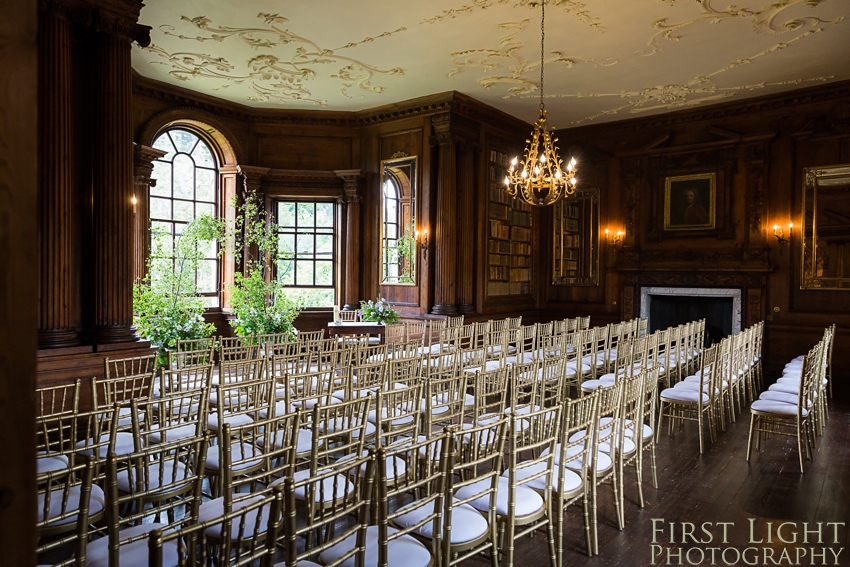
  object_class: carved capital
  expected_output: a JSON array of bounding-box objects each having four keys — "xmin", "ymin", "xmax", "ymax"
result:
[
  {"xmin": 133, "ymin": 144, "xmax": 166, "ymax": 188},
  {"xmin": 39, "ymin": 0, "xmax": 151, "ymax": 45},
  {"xmin": 238, "ymin": 165, "xmax": 271, "ymax": 194},
  {"xmin": 333, "ymin": 168, "xmax": 363, "ymax": 195}
]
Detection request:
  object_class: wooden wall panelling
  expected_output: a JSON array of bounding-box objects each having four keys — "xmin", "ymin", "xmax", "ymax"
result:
[
  {"xmin": 0, "ymin": 0, "xmax": 38, "ymax": 562},
  {"xmin": 430, "ymin": 113, "xmax": 458, "ymax": 316}
]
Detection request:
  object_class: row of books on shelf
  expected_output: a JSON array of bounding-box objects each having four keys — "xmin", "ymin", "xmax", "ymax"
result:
[
  {"xmin": 512, "ymin": 241, "xmax": 531, "ymax": 255},
  {"xmin": 487, "ymin": 266, "xmax": 531, "ymax": 282},
  {"xmin": 488, "ymin": 266, "xmax": 509, "ymax": 281},
  {"xmin": 561, "ymin": 203, "xmax": 580, "ymax": 218},
  {"xmin": 488, "ymin": 253, "xmax": 510, "ymax": 267},
  {"xmin": 488, "ymin": 281, "xmax": 527, "ymax": 296},
  {"xmin": 488, "ymin": 184, "xmax": 533, "ymax": 213},
  {"xmin": 489, "ymin": 220, "xmax": 510, "ymax": 240},
  {"xmin": 557, "ymin": 260, "xmax": 579, "ymax": 271},
  {"xmin": 555, "ymin": 247, "xmax": 578, "ymax": 260},
  {"xmin": 511, "ymin": 210, "xmax": 531, "ymax": 227},
  {"xmin": 561, "ymin": 218, "xmax": 579, "ymax": 232},
  {"xmin": 510, "ymin": 267, "xmax": 531, "ymax": 282},
  {"xmin": 559, "ymin": 234, "xmax": 580, "ymax": 248},
  {"xmin": 511, "ymin": 226, "xmax": 532, "ymax": 242},
  {"xmin": 489, "ymin": 202, "xmax": 509, "ymax": 220},
  {"xmin": 512, "ymin": 255, "xmax": 530, "ymax": 267},
  {"xmin": 489, "ymin": 240, "xmax": 511, "ymax": 254},
  {"xmin": 490, "ymin": 149, "xmax": 509, "ymax": 167}
]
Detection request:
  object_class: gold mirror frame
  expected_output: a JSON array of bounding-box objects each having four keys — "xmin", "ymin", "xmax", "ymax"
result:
[
  {"xmin": 380, "ymin": 155, "xmax": 418, "ymax": 286},
  {"xmin": 801, "ymin": 164, "xmax": 850, "ymax": 290},
  {"xmin": 553, "ymin": 188, "xmax": 599, "ymax": 286}
]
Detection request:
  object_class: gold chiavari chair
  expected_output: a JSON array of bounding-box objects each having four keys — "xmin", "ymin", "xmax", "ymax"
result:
[
  {"xmin": 635, "ymin": 369, "xmax": 660, "ymax": 491},
  {"xmin": 505, "ymin": 360, "xmax": 542, "ymax": 417},
  {"xmin": 473, "ymin": 321, "xmax": 490, "ymax": 348},
  {"xmin": 506, "ymin": 315, "xmax": 523, "ymax": 329},
  {"xmin": 548, "ymin": 392, "xmax": 598, "ymax": 560},
  {"xmin": 36, "ymin": 379, "xmax": 81, "ymax": 475},
  {"xmin": 36, "ymin": 458, "xmax": 101, "ymax": 567},
  {"xmin": 208, "ymin": 367, "xmax": 274, "ymax": 441},
  {"xmin": 385, "ymin": 323, "xmax": 406, "ymax": 344},
  {"xmin": 150, "ymin": 486, "xmax": 284, "ymax": 567},
  {"xmin": 200, "ymin": 411, "xmax": 301, "ymax": 540},
  {"xmin": 85, "ymin": 432, "xmax": 209, "ymax": 567},
  {"xmin": 279, "ymin": 453, "xmax": 376, "ymax": 567},
  {"xmin": 424, "ymin": 325, "xmax": 458, "ymax": 355},
  {"xmin": 422, "ymin": 350, "xmax": 460, "ymax": 383},
  {"xmin": 577, "ymin": 315, "xmax": 592, "ymax": 331},
  {"xmin": 539, "ymin": 355, "xmax": 569, "ymax": 407},
  {"xmin": 333, "ymin": 360, "xmax": 385, "ymax": 402},
  {"xmin": 421, "ymin": 372, "xmax": 466, "ymax": 436},
  {"xmin": 484, "ymin": 406, "xmax": 561, "ymax": 567},
  {"xmin": 339, "ymin": 309, "xmax": 358, "ymax": 322},
  {"xmin": 168, "ymin": 345, "xmax": 215, "ymax": 370},
  {"xmin": 459, "ymin": 346, "xmax": 491, "ymax": 375},
  {"xmin": 161, "ymin": 364, "xmax": 213, "ymax": 398},
  {"xmin": 387, "ymin": 355, "xmax": 422, "ymax": 389},
  {"xmin": 657, "ymin": 343, "xmax": 719, "ymax": 454},
  {"xmin": 405, "ymin": 320, "xmax": 429, "ymax": 344},
  {"xmin": 74, "ymin": 405, "xmax": 132, "ymax": 464},
  {"xmin": 104, "ymin": 354, "xmax": 158, "ymax": 382},
  {"xmin": 442, "ymin": 419, "xmax": 508, "ymax": 567},
  {"xmin": 354, "ymin": 342, "xmax": 388, "ymax": 366},
  {"xmin": 581, "ymin": 338, "xmax": 633, "ymax": 394},
  {"xmin": 388, "ymin": 339, "xmax": 422, "ymax": 360},
  {"xmin": 175, "ymin": 336, "xmax": 216, "ymax": 353},
  {"xmin": 446, "ymin": 314, "xmax": 465, "ymax": 328},
  {"xmin": 748, "ymin": 341, "xmax": 821, "ymax": 473},
  {"xmin": 371, "ymin": 381, "xmax": 424, "ymax": 447},
  {"xmin": 132, "ymin": 386, "xmax": 209, "ymax": 446},
  {"xmin": 93, "ymin": 360, "xmax": 155, "ymax": 430},
  {"xmin": 506, "ymin": 324, "xmax": 537, "ymax": 365},
  {"xmin": 219, "ymin": 335, "xmax": 261, "ymax": 362},
  {"xmin": 536, "ymin": 320, "xmax": 554, "ymax": 338},
  {"xmin": 585, "ymin": 383, "xmax": 621, "ymax": 555},
  {"xmin": 605, "ymin": 374, "xmax": 643, "ymax": 530}
]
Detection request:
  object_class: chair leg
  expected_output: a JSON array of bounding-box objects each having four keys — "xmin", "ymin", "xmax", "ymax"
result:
[
  {"xmin": 746, "ymin": 414, "xmax": 756, "ymax": 462},
  {"xmin": 582, "ymin": 491, "xmax": 592, "ymax": 557},
  {"xmin": 649, "ymin": 444, "xmax": 658, "ymax": 489},
  {"xmin": 796, "ymin": 427, "xmax": 805, "ymax": 473},
  {"xmin": 697, "ymin": 408, "xmax": 704, "ymax": 454}
]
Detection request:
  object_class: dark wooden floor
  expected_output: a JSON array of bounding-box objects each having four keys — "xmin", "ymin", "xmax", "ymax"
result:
[{"xmin": 470, "ymin": 400, "xmax": 850, "ymax": 567}]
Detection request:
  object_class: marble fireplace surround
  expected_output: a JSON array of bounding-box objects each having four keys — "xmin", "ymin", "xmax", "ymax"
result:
[{"xmin": 639, "ymin": 287, "xmax": 742, "ymax": 335}]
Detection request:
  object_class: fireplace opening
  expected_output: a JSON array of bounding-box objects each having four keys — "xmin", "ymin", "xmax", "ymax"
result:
[{"xmin": 649, "ymin": 295, "xmax": 734, "ymax": 346}]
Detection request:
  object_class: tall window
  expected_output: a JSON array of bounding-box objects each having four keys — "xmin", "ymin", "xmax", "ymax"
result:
[
  {"xmin": 276, "ymin": 201, "xmax": 336, "ymax": 307},
  {"xmin": 149, "ymin": 128, "xmax": 220, "ymax": 307},
  {"xmin": 382, "ymin": 178, "xmax": 400, "ymax": 281}
]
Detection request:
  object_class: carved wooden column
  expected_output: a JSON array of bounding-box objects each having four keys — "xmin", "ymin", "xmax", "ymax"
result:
[
  {"xmin": 38, "ymin": 5, "xmax": 79, "ymax": 348},
  {"xmin": 89, "ymin": 29, "xmax": 137, "ymax": 343},
  {"xmin": 430, "ymin": 114, "xmax": 458, "ymax": 316},
  {"xmin": 132, "ymin": 145, "xmax": 167, "ymax": 284},
  {"xmin": 236, "ymin": 165, "xmax": 270, "ymax": 276},
  {"xmin": 456, "ymin": 141, "xmax": 477, "ymax": 315},
  {"xmin": 335, "ymin": 169, "xmax": 363, "ymax": 310}
]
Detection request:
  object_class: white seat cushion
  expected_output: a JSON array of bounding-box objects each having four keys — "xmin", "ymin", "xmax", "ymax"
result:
[
  {"xmin": 542, "ymin": 444, "xmax": 613, "ymax": 474},
  {"xmin": 197, "ymin": 494, "xmax": 276, "ymax": 539},
  {"xmin": 659, "ymin": 388, "xmax": 708, "ymax": 404},
  {"xmin": 394, "ymin": 498, "xmax": 487, "ymax": 543},
  {"xmin": 751, "ymin": 400, "xmax": 808, "ymax": 417},
  {"xmin": 85, "ymin": 523, "xmax": 175, "ymax": 567},
  {"xmin": 205, "ymin": 441, "xmax": 264, "ymax": 472},
  {"xmin": 76, "ymin": 431, "xmax": 135, "ymax": 459},
  {"xmin": 319, "ymin": 524, "xmax": 431, "ymax": 567},
  {"xmin": 147, "ymin": 422, "xmax": 199, "ymax": 444},
  {"xmin": 319, "ymin": 418, "xmax": 376, "ymax": 438},
  {"xmin": 455, "ymin": 477, "xmax": 544, "ymax": 517},
  {"xmin": 207, "ymin": 412, "xmax": 254, "ymax": 433},
  {"xmin": 36, "ymin": 454, "xmax": 70, "ymax": 475},
  {"xmin": 116, "ymin": 460, "xmax": 190, "ymax": 494},
  {"xmin": 270, "ymin": 468, "xmax": 355, "ymax": 503},
  {"xmin": 502, "ymin": 460, "xmax": 583, "ymax": 494},
  {"xmin": 37, "ymin": 484, "xmax": 105, "ymax": 526},
  {"xmin": 759, "ymin": 391, "xmax": 811, "ymax": 407}
]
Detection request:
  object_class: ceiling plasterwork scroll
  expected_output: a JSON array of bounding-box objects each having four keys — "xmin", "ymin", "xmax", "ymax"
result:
[
  {"xmin": 640, "ymin": 0, "xmax": 844, "ymax": 56},
  {"xmin": 448, "ymin": 20, "xmax": 617, "ymax": 98},
  {"xmin": 145, "ymin": 13, "xmax": 405, "ymax": 106},
  {"xmin": 535, "ymin": 27, "xmax": 836, "ymax": 124},
  {"xmin": 422, "ymin": 0, "xmax": 603, "ymax": 31}
]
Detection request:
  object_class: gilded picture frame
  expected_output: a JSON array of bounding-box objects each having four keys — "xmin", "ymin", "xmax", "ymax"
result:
[{"xmin": 664, "ymin": 173, "xmax": 716, "ymax": 231}]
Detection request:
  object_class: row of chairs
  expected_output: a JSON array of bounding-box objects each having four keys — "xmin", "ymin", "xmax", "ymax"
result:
[{"xmin": 748, "ymin": 324, "xmax": 835, "ymax": 472}]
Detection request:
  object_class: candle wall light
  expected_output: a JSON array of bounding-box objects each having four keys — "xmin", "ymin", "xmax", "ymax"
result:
[
  {"xmin": 773, "ymin": 222, "xmax": 792, "ymax": 246},
  {"xmin": 415, "ymin": 228, "xmax": 429, "ymax": 259},
  {"xmin": 605, "ymin": 228, "xmax": 622, "ymax": 247}
]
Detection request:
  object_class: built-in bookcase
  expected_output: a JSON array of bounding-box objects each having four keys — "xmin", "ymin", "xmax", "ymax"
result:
[{"xmin": 487, "ymin": 148, "xmax": 533, "ymax": 296}]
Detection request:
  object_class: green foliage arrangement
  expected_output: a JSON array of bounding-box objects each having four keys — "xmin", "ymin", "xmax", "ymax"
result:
[
  {"xmin": 133, "ymin": 215, "xmax": 222, "ymax": 360},
  {"xmin": 228, "ymin": 189, "xmax": 302, "ymax": 338},
  {"xmin": 359, "ymin": 295, "xmax": 401, "ymax": 325}
]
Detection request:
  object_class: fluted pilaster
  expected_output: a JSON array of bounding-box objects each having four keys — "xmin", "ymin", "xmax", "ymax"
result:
[
  {"xmin": 335, "ymin": 170, "xmax": 363, "ymax": 310},
  {"xmin": 456, "ymin": 142, "xmax": 477, "ymax": 314},
  {"xmin": 89, "ymin": 31, "xmax": 136, "ymax": 343},
  {"xmin": 38, "ymin": 7, "xmax": 79, "ymax": 348},
  {"xmin": 132, "ymin": 145, "xmax": 167, "ymax": 285},
  {"xmin": 430, "ymin": 114, "xmax": 458, "ymax": 316}
]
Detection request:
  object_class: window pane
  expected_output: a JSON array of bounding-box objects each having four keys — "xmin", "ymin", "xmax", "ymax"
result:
[
  {"xmin": 315, "ymin": 261, "xmax": 333, "ymax": 286},
  {"xmin": 285, "ymin": 288, "xmax": 334, "ymax": 307},
  {"xmin": 174, "ymin": 200, "xmax": 194, "ymax": 223},
  {"xmin": 173, "ymin": 154, "xmax": 195, "ymax": 200},
  {"xmin": 197, "ymin": 260, "xmax": 217, "ymax": 293},
  {"xmin": 316, "ymin": 203, "xmax": 334, "ymax": 227},
  {"xmin": 192, "ymin": 142, "xmax": 215, "ymax": 167},
  {"xmin": 150, "ymin": 161, "xmax": 171, "ymax": 197},
  {"xmin": 278, "ymin": 202, "xmax": 296, "ymax": 227},
  {"xmin": 169, "ymin": 130, "xmax": 199, "ymax": 154},
  {"xmin": 150, "ymin": 197, "xmax": 171, "ymax": 220},
  {"xmin": 297, "ymin": 203, "xmax": 314, "ymax": 227},
  {"xmin": 199, "ymin": 239, "xmax": 216, "ymax": 259},
  {"xmin": 278, "ymin": 233, "xmax": 295, "ymax": 256},
  {"xmin": 278, "ymin": 259, "xmax": 295, "ymax": 285},
  {"xmin": 196, "ymin": 202, "xmax": 215, "ymax": 219},
  {"xmin": 296, "ymin": 234, "xmax": 314, "ymax": 257},
  {"xmin": 152, "ymin": 134, "xmax": 175, "ymax": 161},
  {"xmin": 196, "ymin": 168, "xmax": 216, "ymax": 202},
  {"xmin": 203, "ymin": 295, "xmax": 220, "ymax": 308},
  {"xmin": 296, "ymin": 261, "xmax": 314, "ymax": 286},
  {"xmin": 387, "ymin": 224, "xmax": 397, "ymax": 239},
  {"xmin": 316, "ymin": 234, "xmax": 333, "ymax": 256}
]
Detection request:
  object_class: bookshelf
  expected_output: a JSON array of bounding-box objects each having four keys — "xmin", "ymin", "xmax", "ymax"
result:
[
  {"xmin": 553, "ymin": 188, "xmax": 599, "ymax": 286},
  {"xmin": 487, "ymin": 148, "xmax": 533, "ymax": 296}
]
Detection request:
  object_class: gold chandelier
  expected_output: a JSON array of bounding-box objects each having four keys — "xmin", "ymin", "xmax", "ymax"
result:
[{"xmin": 505, "ymin": 0, "xmax": 577, "ymax": 207}]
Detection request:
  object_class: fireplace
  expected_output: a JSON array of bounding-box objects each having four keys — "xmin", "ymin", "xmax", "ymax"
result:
[{"xmin": 640, "ymin": 287, "xmax": 741, "ymax": 345}]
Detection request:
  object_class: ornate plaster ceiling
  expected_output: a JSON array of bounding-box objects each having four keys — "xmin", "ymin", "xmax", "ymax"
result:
[{"xmin": 132, "ymin": 0, "xmax": 850, "ymax": 126}]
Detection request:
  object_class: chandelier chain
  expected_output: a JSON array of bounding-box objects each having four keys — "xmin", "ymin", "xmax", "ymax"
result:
[{"xmin": 540, "ymin": 0, "xmax": 545, "ymax": 110}]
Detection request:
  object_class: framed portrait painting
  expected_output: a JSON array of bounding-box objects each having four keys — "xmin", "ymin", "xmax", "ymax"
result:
[{"xmin": 664, "ymin": 173, "xmax": 716, "ymax": 231}]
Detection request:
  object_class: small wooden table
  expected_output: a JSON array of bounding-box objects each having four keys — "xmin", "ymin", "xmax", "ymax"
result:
[{"xmin": 327, "ymin": 321, "xmax": 385, "ymax": 343}]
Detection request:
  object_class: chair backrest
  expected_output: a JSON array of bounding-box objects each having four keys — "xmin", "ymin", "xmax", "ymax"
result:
[
  {"xmin": 220, "ymin": 340, "xmax": 262, "ymax": 362},
  {"xmin": 102, "ymin": 433, "xmax": 208, "ymax": 567},
  {"xmin": 387, "ymin": 356, "xmax": 422, "ymax": 388},
  {"xmin": 296, "ymin": 329, "xmax": 325, "ymax": 343},
  {"xmin": 92, "ymin": 366, "xmax": 155, "ymax": 413},
  {"xmin": 385, "ymin": 323, "xmax": 406, "ymax": 343},
  {"xmin": 375, "ymin": 382, "xmax": 423, "ymax": 448},
  {"xmin": 175, "ymin": 337, "xmax": 215, "ymax": 353},
  {"xmin": 291, "ymin": 453, "xmax": 376, "ymax": 567},
  {"xmin": 422, "ymin": 373, "xmax": 466, "ymax": 434},
  {"xmin": 339, "ymin": 309, "xmax": 358, "ymax": 322},
  {"xmin": 305, "ymin": 397, "xmax": 372, "ymax": 472},
  {"xmin": 284, "ymin": 368, "xmax": 337, "ymax": 412},
  {"xmin": 149, "ymin": 487, "xmax": 283, "ymax": 567},
  {"xmin": 422, "ymin": 350, "xmax": 460, "ymax": 381},
  {"xmin": 132, "ymin": 386, "xmax": 209, "ymax": 446},
  {"xmin": 537, "ymin": 321, "xmax": 554, "ymax": 338},
  {"xmin": 347, "ymin": 361, "xmax": 387, "ymax": 400},
  {"xmin": 36, "ymin": 458, "xmax": 99, "ymax": 567},
  {"xmin": 467, "ymin": 366, "xmax": 510, "ymax": 427},
  {"xmin": 577, "ymin": 315, "xmax": 591, "ymax": 330},
  {"xmin": 355, "ymin": 342, "xmax": 388, "ymax": 366},
  {"xmin": 405, "ymin": 320, "xmax": 429, "ymax": 343},
  {"xmin": 509, "ymin": 360, "xmax": 542, "ymax": 414},
  {"xmin": 36, "ymin": 378, "xmax": 80, "ymax": 419},
  {"xmin": 219, "ymin": 357, "xmax": 265, "ymax": 386},
  {"xmin": 388, "ymin": 339, "xmax": 422, "ymax": 360},
  {"xmin": 263, "ymin": 339, "xmax": 300, "ymax": 358},
  {"xmin": 459, "ymin": 346, "xmax": 488, "ymax": 372},
  {"xmin": 162, "ymin": 363, "xmax": 213, "ymax": 394},
  {"xmin": 557, "ymin": 391, "xmax": 599, "ymax": 490},
  {"xmin": 539, "ymin": 355, "xmax": 569, "ymax": 405},
  {"xmin": 104, "ymin": 354, "xmax": 158, "ymax": 381},
  {"xmin": 446, "ymin": 315, "xmax": 465, "ymax": 328},
  {"xmin": 507, "ymin": 316, "xmax": 523, "ymax": 329}
]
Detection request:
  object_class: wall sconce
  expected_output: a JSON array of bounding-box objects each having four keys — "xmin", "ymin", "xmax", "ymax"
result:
[
  {"xmin": 415, "ymin": 228, "xmax": 429, "ymax": 258},
  {"xmin": 605, "ymin": 228, "xmax": 622, "ymax": 247},
  {"xmin": 773, "ymin": 222, "xmax": 792, "ymax": 245},
  {"xmin": 131, "ymin": 194, "xmax": 137, "ymax": 207}
]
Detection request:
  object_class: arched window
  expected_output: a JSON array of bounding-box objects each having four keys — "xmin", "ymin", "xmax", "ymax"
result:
[
  {"xmin": 382, "ymin": 177, "xmax": 400, "ymax": 281},
  {"xmin": 150, "ymin": 128, "xmax": 220, "ymax": 307}
]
